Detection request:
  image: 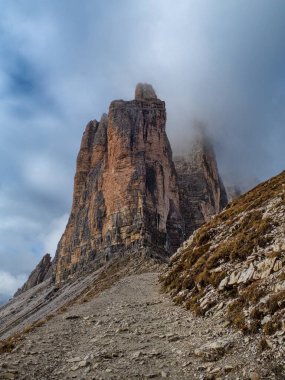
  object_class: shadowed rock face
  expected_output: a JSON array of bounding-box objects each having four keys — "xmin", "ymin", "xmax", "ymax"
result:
[
  {"xmin": 15, "ymin": 254, "xmax": 52, "ymax": 296},
  {"xmin": 53, "ymin": 85, "xmax": 184, "ymax": 282},
  {"xmin": 174, "ymin": 124, "xmax": 228, "ymax": 238}
]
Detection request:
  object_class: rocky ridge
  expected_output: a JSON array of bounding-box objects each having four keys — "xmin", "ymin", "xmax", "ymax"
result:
[
  {"xmin": 161, "ymin": 171, "xmax": 285, "ymax": 343},
  {"xmin": 14, "ymin": 254, "xmax": 52, "ymax": 297}
]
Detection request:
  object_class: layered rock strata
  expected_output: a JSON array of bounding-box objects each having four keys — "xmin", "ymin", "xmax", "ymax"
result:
[
  {"xmin": 17, "ymin": 86, "xmax": 228, "ymax": 291},
  {"xmin": 53, "ymin": 84, "xmax": 184, "ymax": 282}
]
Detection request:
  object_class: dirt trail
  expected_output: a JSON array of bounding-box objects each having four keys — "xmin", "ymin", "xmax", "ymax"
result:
[{"xmin": 0, "ymin": 273, "xmax": 283, "ymax": 379}]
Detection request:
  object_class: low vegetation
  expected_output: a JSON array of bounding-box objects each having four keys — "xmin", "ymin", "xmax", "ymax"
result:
[
  {"xmin": 161, "ymin": 171, "xmax": 285, "ymax": 335},
  {"xmin": 0, "ymin": 315, "xmax": 54, "ymax": 354}
]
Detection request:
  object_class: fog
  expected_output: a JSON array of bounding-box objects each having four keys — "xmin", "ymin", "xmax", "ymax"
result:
[{"xmin": 0, "ymin": 0, "xmax": 284, "ymax": 300}]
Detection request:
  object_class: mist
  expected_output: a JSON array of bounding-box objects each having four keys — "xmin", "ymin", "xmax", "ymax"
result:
[{"xmin": 0, "ymin": 0, "xmax": 284, "ymax": 299}]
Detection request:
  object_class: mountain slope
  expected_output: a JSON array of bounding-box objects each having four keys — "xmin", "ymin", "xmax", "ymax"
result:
[
  {"xmin": 1, "ymin": 271, "xmax": 284, "ymax": 380},
  {"xmin": 1, "ymin": 170, "xmax": 284, "ymax": 378},
  {"xmin": 161, "ymin": 171, "xmax": 285, "ymax": 337},
  {"xmin": 0, "ymin": 255, "xmax": 159, "ymax": 341}
]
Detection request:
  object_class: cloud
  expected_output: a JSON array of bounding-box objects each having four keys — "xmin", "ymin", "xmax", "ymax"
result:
[
  {"xmin": 0, "ymin": 271, "xmax": 27, "ymax": 304},
  {"xmin": 0, "ymin": 0, "xmax": 284, "ymax": 302},
  {"xmin": 41, "ymin": 213, "xmax": 69, "ymax": 257}
]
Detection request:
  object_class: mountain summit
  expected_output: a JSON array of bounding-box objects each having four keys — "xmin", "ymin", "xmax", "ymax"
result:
[
  {"xmin": 174, "ymin": 122, "xmax": 228, "ymax": 237},
  {"xmin": 53, "ymin": 84, "xmax": 185, "ymax": 282},
  {"xmin": 16, "ymin": 84, "xmax": 227, "ymax": 290}
]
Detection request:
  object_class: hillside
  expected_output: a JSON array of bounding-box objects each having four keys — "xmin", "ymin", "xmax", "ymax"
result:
[
  {"xmin": 1, "ymin": 269, "xmax": 284, "ymax": 379},
  {"xmin": 1, "ymin": 86, "xmax": 284, "ymax": 379},
  {"xmin": 161, "ymin": 171, "xmax": 285, "ymax": 340},
  {"xmin": 0, "ymin": 172, "xmax": 284, "ymax": 379}
]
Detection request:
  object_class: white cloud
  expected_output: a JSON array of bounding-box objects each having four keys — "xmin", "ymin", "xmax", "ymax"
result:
[
  {"xmin": 0, "ymin": 216, "xmax": 38, "ymax": 232},
  {"xmin": 0, "ymin": 270, "xmax": 27, "ymax": 303},
  {"xmin": 41, "ymin": 213, "xmax": 69, "ymax": 257},
  {"xmin": 22, "ymin": 155, "xmax": 72, "ymax": 199}
]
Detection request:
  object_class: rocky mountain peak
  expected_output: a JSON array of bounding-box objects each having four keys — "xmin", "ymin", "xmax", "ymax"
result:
[
  {"xmin": 16, "ymin": 86, "xmax": 227, "ymax": 289},
  {"xmin": 1, "ymin": 86, "xmax": 284, "ymax": 380},
  {"xmin": 174, "ymin": 122, "xmax": 228, "ymax": 237},
  {"xmin": 135, "ymin": 83, "xmax": 157, "ymax": 100},
  {"xmin": 53, "ymin": 84, "xmax": 184, "ymax": 282},
  {"xmin": 14, "ymin": 253, "xmax": 52, "ymax": 296}
]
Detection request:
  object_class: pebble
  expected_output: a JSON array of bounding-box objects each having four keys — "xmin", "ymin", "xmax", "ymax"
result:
[{"xmin": 1, "ymin": 273, "xmax": 284, "ymax": 379}]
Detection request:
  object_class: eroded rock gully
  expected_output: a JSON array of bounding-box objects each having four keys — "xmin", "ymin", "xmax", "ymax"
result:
[{"xmin": 1, "ymin": 272, "xmax": 283, "ymax": 380}]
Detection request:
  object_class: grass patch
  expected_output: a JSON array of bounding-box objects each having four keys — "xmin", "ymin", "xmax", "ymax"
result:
[
  {"xmin": 161, "ymin": 170, "xmax": 285, "ymax": 332},
  {"xmin": 0, "ymin": 314, "xmax": 54, "ymax": 354}
]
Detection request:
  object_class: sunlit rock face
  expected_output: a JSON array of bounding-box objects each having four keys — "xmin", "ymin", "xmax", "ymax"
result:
[
  {"xmin": 53, "ymin": 84, "xmax": 185, "ymax": 282},
  {"xmin": 18, "ymin": 85, "xmax": 228, "ymax": 289}
]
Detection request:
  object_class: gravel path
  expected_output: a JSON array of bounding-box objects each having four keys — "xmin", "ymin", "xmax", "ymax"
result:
[{"xmin": 0, "ymin": 273, "xmax": 283, "ymax": 379}]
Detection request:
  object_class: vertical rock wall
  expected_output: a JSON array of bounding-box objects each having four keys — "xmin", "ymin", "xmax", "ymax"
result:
[
  {"xmin": 53, "ymin": 84, "xmax": 184, "ymax": 282},
  {"xmin": 17, "ymin": 85, "xmax": 228, "ymax": 290}
]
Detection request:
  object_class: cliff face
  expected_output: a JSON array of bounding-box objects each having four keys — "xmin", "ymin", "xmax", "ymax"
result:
[
  {"xmin": 174, "ymin": 125, "xmax": 228, "ymax": 238},
  {"xmin": 53, "ymin": 84, "xmax": 184, "ymax": 282},
  {"xmin": 15, "ymin": 254, "xmax": 52, "ymax": 296},
  {"xmin": 17, "ymin": 85, "xmax": 228, "ymax": 290}
]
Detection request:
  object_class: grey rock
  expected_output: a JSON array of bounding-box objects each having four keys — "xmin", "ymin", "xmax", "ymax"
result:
[
  {"xmin": 174, "ymin": 122, "xmax": 228, "ymax": 237},
  {"xmin": 135, "ymin": 83, "xmax": 157, "ymax": 100},
  {"xmin": 14, "ymin": 254, "xmax": 52, "ymax": 296}
]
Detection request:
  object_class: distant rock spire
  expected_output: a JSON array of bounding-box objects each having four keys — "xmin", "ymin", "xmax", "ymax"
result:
[
  {"xmin": 174, "ymin": 122, "xmax": 228, "ymax": 238},
  {"xmin": 135, "ymin": 83, "xmax": 157, "ymax": 100},
  {"xmin": 14, "ymin": 253, "xmax": 52, "ymax": 296}
]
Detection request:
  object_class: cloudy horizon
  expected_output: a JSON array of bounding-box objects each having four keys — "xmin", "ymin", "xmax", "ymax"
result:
[{"xmin": 0, "ymin": 0, "xmax": 284, "ymax": 302}]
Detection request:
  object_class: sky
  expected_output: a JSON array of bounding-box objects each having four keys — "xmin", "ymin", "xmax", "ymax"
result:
[{"xmin": 0, "ymin": 0, "xmax": 284, "ymax": 302}]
